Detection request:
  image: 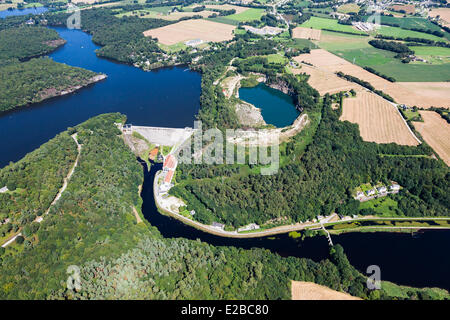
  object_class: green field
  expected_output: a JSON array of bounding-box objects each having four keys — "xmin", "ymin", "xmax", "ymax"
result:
[
  {"xmin": 226, "ymin": 8, "xmax": 265, "ymax": 22},
  {"xmin": 376, "ymin": 26, "xmax": 444, "ymax": 42},
  {"xmin": 266, "ymin": 53, "xmax": 288, "ymax": 64},
  {"xmin": 206, "ymin": 16, "xmax": 240, "ymax": 26},
  {"xmin": 409, "ymin": 46, "xmax": 450, "ymax": 64},
  {"xmin": 300, "ymin": 17, "xmax": 366, "ymax": 35},
  {"xmin": 318, "ymin": 31, "xmax": 450, "ymax": 82},
  {"xmin": 363, "ymin": 16, "xmax": 442, "ymax": 32},
  {"xmin": 359, "ymin": 197, "xmax": 402, "ymax": 216}
]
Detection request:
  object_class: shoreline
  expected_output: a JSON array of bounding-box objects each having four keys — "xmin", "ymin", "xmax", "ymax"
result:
[
  {"xmin": 0, "ymin": 74, "xmax": 107, "ymax": 116},
  {"xmin": 152, "ymin": 171, "xmax": 450, "ymax": 239}
]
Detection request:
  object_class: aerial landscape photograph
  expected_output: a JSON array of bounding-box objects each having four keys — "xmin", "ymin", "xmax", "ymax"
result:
[{"xmin": 0, "ymin": 0, "xmax": 449, "ymax": 310}]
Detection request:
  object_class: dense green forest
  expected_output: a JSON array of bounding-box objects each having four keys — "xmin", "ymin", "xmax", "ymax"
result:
[
  {"xmin": 0, "ymin": 132, "xmax": 77, "ymax": 241},
  {"xmin": 0, "ymin": 26, "xmax": 63, "ymax": 63},
  {"xmin": 0, "ymin": 57, "xmax": 99, "ymax": 112},
  {"xmin": 0, "ymin": 114, "xmax": 446, "ymax": 300},
  {"xmin": 171, "ymin": 93, "xmax": 448, "ymax": 228},
  {"xmin": 0, "ymin": 21, "xmax": 102, "ymax": 113},
  {"xmin": 45, "ymin": 7, "xmax": 172, "ymax": 64}
]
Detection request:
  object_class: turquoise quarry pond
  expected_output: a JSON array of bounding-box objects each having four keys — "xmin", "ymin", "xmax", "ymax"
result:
[
  {"xmin": 0, "ymin": 22, "xmax": 448, "ymax": 291},
  {"xmin": 239, "ymin": 83, "xmax": 299, "ymax": 127}
]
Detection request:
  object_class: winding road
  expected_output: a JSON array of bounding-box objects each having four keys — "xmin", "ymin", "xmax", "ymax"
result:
[{"xmin": 1, "ymin": 134, "xmax": 82, "ymax": 248}]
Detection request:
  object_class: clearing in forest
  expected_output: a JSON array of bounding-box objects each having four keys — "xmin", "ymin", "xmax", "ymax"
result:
[
  {"xmin": 340, "ymin": 91, "xmax": 419, "ymax": 146},
  {"xmin": 291, "ymin": 281, "xmax": 361, "ymax": 300},
  {"xmin": 413, "ymin": 111, "xmax": 450, "ymax": 166},
  {"xmin": 143, "ymin": 19, "xmax": 235, "ymax": 45}
]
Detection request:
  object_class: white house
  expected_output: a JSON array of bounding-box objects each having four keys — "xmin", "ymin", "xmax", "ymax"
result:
[
  {"xmin": 390, "ymin": 184, "xmax": 401, "ymax": 191},
  {"xmin": 377, "ymin": 186, "xmax": 387, "ymax": 193},
  {"xmin": 366, "ymin": 189, "xmax": 376, "ymax": 196}
]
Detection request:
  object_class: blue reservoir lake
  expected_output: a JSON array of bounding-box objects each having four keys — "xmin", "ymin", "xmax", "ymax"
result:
[
  {"xmin": 0, "ymin": 27, "xmax": 201, "ymax": 168},
  {"xmin": 239, "ymin": 83, "xmax": 299, "ymax": 127},
  {"xmin": 0, "ymin": 7, "xmax": 48, "ymax": 19},
  {"xmin": 0, "ymin": 23, "xmax": 448, "ymax": 291}
]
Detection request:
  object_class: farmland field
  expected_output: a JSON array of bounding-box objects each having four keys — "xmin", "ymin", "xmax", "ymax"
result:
[
  {"xmin": 428, "ymin": 8, "xmax": 450, "ymax": 26},
  {"xmin": 337, "ymin": 3, "xmax": 360, "ymax": 14},
  {"xmin": 203, "ymin": 4, "xmax": 250, "ymax": 14},
  {"xmin": 117, "ymin": 9, "xmax": 215, "ymax": 20},
  {"xmin": 295, "ymin": 49, "xmax": 450, "ymax": 108},
  {"xmin": 376, "ymin": 25, "xmax": 445, "ymax": 42},
  {"xmin": 143, "ymin": 19, "xmax": 235, "ymax": 45},
  {"xmin": 300, "ymin": 17, "xmax": 366, "ymax": 35},
  {"xmin": 413, "ymin": 111, "xmax": 450, "ymax": 166},
  {"xmin": 390, "ymin": 4, "xmax": 415, "ymax": 15},
  {"xmin": 292, "ymin": 27, "xmax": 321, "ymax": 40},
  {"xmin": 409, "ymin": 46, "xmax": 450, "ymax": 64},
  {"xmin": 291, "ymin": 63, "xmax": 358, "ymax": 95},
  {"xmin": 363, "ymin": 15, "xmax": 444, "ymax": 32},
  {"xmin": 318, "ymin": 32, "xmax": 450, "ymax": 82},
  {"xmin": 226, "ymin": 8, "xmax": 264, "ymax": 22},
  {"xmin": 340, "ymin": 91, "xmax": 419, "ymax": 146}
]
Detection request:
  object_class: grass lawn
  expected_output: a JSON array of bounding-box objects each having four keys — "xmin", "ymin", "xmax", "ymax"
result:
[
  {"xmin": 158, "ymin": 42, "xmax": 187, "ymax": 53},
  {"xmin": 226, "ymin": 8, "xmax": 265, "ymax": 22},
  {"xmin": 266, "ymin": 53, "xmax": 288, "ymax": 64},
  {"xmin": 359, "ymin": 197, "xmax": 402, "ymax": 216},
  {"xmin": 300, "ymin": 17, "xmax": 366, "ymax": 35}
]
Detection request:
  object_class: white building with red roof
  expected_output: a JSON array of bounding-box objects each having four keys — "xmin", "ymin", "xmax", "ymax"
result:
[{"xmin": 160, "ymin": 154, "xmax": 178, "ymax": 194}]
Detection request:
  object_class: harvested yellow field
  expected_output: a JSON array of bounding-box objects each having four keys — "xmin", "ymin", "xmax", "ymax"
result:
[
  {"xmin": 291, "ymin": 64, "xmax": 358, "ymax": 95},
  {"xmin": 341, "ymin": 91, "xmax": 420, "ymax": 146},
  {"xmin": 292, "ymin": 27, "xmax": 321, "ymax": 40},
  {"xmin": 413, "ymin": 111, "xmax": 450, "ymax": 166},
  {"xmin": 143, "ymin": 19, "xmax": 235, "ymax": 45},
  {"xmin": 397, "ymin": 82, "xmax": 450, "ymax": 107},
  {"xmin": 390, "ymin": 4, "xmax": 415, "ymax": 14},
  {"xmin": 429, "ymin": 8, "xmax": 450, "ymax": 26},
  {"xmin": 295, "ymin": 49, "xmax": 450, "ymax": 109},
  {"xmin": 291, "ymin": 281, "xmax": 361, "ymax": 300},
  {"xmin": 151, "ymin": 11, "xmax": 215, "ymax": 21}
]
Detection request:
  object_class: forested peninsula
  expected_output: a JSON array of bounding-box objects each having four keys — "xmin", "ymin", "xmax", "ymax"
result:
[{"xmin": 0, "ymin": 23, "xmax": 105, "ymax": 113}]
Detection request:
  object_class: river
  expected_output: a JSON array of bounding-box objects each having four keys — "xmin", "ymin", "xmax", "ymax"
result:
[{"xmin": 0, "ymin": 22, "xmax": 449, "ymax": 291}]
